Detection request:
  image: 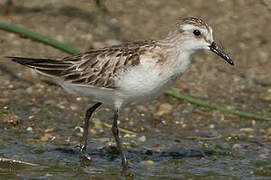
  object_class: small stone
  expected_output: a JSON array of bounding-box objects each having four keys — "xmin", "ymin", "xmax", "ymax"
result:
[
  {"xmin": 0, "ymin": 98, "xmax": 9, "ymax": 103},
  {"xmin": 56, "ymin": 35, "xmax": 63, "ymax": 42},
  {"xmin": 267, "ymin": 128, "xmax": 271, "ymax": 134},
  {"xmin": 232, "ymin": 144, "xmax": 242, "ymax": 149},
  {"xmin": 138, "ymin": 135, "xmax": 146, "ymax": 142},
  {"xmin": 263, "ymin": 0, "xmax": 271, "ymax": 10},
  {"xmin": 28, "ymin": 115, "xmax": 34, "ymax": 120},
  {"xmin": 40, "ymin": 133, "xmax": 55, "ymax": 142},
  {"xmin": 124, "ymin": 134, "xmax": 132, "ymax": 138},
  {"xmin": 45, "ymin": 100, "xmax": 54, "ymax": 105},
  {"xmin": 106, "ymin": 39, "xmax": 121, "ymax": 46},
  {"xmin": 57, "ymin": 104, "xmax": 65, "ymax": 109},
  {"xmin": 266, "ymin": 136, "xmax": 271, "ymax": 141},
  {"xmin": 209, "ymin": 124, "xmax": 215, "ymax": 129},
  {"xmin": 154, "ymin": 103, "xmax": 173, "ymax": 117},
  {"xmin": 240, "ymin": 128, "xmax": 254, "ymax": 133},
  {"xmin": 74, "ymin": 126, "xmax": 83, "ymax": 133},
  {"xmin": 70, "ymin": 105, "xmax": 78, "ymax": 111},
  {"xmin": 252, "ymin": 120, "xmax": 256, "ymax": 126},
  {"xmin": 141, "ymin": 160, "xmax": 154, "ymax": 166},
  {"xmin": 259, "ymin": 51, "xmax": 268, "ymax": 58},
  {"xmin": 259, "ymin": 154, "xmax": 267, "ymax": 159},
  {"xmin": 26, "ymin": 87, "xmax": 32, "ymax": 94},
  {"xmin": 136, "ymin": 105, "xmax": 148, "ymax": 112},
  {"xmin": 26, "ymin": 127, "xmax": 33, "ymax": 132},
  {"xmin": 11, "ymin": 40, "xmax": 21, "ymax": 46},
  {"xmin": 8, "ymin": 84, "xmax": 14, "ymax": 89},
  {"xmin": 90, "ymin": 128, "xmax": 96, "ymax": 134},
  {"xmin": 45, "ymin": 127, "xmax": 54, "ymax": 133},
  {"xmin": 260, "ymin": 89, "xmax": 271, "ymax": 101},
  {"xmin": 261, "ymin": 95, "xmax": 271, "ymax": 101}
]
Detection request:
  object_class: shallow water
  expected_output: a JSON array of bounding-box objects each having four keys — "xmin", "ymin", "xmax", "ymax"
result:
[{"xmin": 1, "ymin": 114, "xmax": 271, "ymax": 180}]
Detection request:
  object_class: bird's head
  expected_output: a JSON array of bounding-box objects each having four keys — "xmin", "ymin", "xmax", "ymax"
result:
[{"xmin": 165, "ymin": 17, "xmax": 234, "ymax": 65}]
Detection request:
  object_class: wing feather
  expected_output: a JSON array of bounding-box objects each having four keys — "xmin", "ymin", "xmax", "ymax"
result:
[{"xmin": 9, "ymin": 40, "xmax": 156, "ymax": 89}]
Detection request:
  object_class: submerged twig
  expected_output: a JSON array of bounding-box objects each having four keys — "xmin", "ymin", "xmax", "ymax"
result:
[
  {"xmin": 181, "ymin": 134, "xmax": 223, "ymax": 141},
  {"xmin": 0, "ymin": 157, "xmax": 38, "ymax": 166}
]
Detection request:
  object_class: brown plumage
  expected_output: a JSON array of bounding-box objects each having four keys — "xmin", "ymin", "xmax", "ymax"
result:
[
  {"xmin": 9, "ymin": 17, "xmax": 212, "ymax": 90},
  {"xmin": 10, "ymin": 40, "xmax": 159, "ymax": 89},
  {"xmin": 181, "ymin": 17, "xmax": 209, "ymax": 29}
]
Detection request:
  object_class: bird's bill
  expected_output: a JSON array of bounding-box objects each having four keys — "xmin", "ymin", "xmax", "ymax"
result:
[{"xmin": 209, "ymin": 42, "xmax": 234, "ymax": 65}]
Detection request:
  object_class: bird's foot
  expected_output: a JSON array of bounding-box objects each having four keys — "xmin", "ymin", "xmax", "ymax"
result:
[
  {"xmin": 121, "ymin": 161, "xmax": 135, "ymax": 177},
  {"xmin": 75, "ymin": 144, "xmax": 92, "ymax": 166}
]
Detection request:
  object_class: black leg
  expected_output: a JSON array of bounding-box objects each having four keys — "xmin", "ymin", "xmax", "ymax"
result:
[
  {"xmin": 112, "ymin": 109, "xmax": 128, "ymax": 170},
  {"xmin": 80, "ymin": 102, "xmax": 102, "ymax": 161}
]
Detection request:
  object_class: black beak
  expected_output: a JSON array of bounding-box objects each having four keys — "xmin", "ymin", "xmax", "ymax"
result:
[{"xmin": 209, "ymin": 42, "xmax": 234, "ymax": 65}]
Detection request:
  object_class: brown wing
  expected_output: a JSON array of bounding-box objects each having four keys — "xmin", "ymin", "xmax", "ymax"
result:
[{"xmin": 9, "ymin": 40, "xmax": 156, "ymax": 89}]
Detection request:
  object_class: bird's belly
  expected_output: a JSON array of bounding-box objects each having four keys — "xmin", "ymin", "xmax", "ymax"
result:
[
  {"xmin": 121, "ymin": 79, "xmax": 174, "ymax": 105},
  {"xmin": 115, "ymin": 65, "xmax": 180, "ymax": 105}
]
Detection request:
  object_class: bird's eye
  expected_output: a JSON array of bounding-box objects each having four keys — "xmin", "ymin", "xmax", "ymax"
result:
[{"xmin": 193, "ymin": 29, "xmax": 201, "ymax": 36}]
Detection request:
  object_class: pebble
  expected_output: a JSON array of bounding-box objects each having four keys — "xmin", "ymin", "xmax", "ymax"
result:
[
  {"xmin": 106, "ymin": 39, "xmax": 121, "ymax": 46},
  {"xmin": 8, "ymin": 84, "xmax": 14, "ymax": 89},
  {"xmin": 232, "ymin": 144, "xmax": 242, "ymax": 149},
  {"xmin": 136, "ymin": 105, "xmax": 148, "ymax": 112},
  {"xmin": 260, "ymin": 88, "xmax": 271, "ymax": 101},
  {"xmin": 209, "ymin": 124, "xmax": 215, "ymax": 129},
  {"xmin": 74, "ymin": 126, "xmax": 83, "ymax": 133},
  {"xmin": 138, "ymin": 135, "xmax": 146, "ymax": 142},
  {"xmin": 40, "ymin": 133, "xmax": 55, "ymax": 142},
  {"xmin": 240, "ymin": 128, "xmax": 254, "ymax": 133},
  {"xmin": 56, "ymin": 35, "xmax": 63, "ymax": 42},
  {"xmin": 28, "ymin": 115, "xmax": 35, "ymax": 120},
  {"xmin": 0, "ymin": 98, "xmax": 9, "ymax": 103},
  {"xmin": 26, "ymin": 127, "xmax": 33, "ymax": 132},
  {"xmin": 70, "ymin": 105, "xmax": 78, "ymax": 111},
  {"xmin": 57, "ymin": 104, "xmax": 65, "ymax": 109},
  {"xmin": 263, "ymin": 0, "xmax": 271, "ymax": 10},
  {"xmin": 26, "ymin": 87, "xmax": 33, "ymax": 94},
  {"xmin": 154, "ymin": 103, "xmax": 173, "ymax": 117},
  {"xmin": 141, "ymin": 160, "xmax": 154, "ymax": 166},
  {"xmin": 11, "ymin": 40, "xmax": 21, "ymax": 46}
]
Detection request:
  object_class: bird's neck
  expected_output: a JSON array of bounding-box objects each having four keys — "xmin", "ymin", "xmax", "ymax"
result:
[{"xmin": 156, "ymin": 40, "xmax": 194, "ymax": 75}]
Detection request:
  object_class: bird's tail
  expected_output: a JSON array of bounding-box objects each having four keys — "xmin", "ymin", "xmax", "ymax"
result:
[{"xmin": 7, "ymin": 56, "xmax": 72, "ymax": 77}]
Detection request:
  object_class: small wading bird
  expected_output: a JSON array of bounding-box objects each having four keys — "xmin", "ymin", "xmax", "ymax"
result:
[{"xmin": 8, "ymin": 17, "xmax": 233, "ymax": 170}]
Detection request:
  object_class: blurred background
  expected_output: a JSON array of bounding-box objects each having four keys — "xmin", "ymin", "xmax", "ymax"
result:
[{"xmin": 0, "ymin": 0, "xmax": 271, "ymax": 179}]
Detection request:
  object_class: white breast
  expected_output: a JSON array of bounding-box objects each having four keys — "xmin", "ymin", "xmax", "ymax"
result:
[{"xmin": 114, "ymin": 52, "xmax": 191, "ymax": 106}]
